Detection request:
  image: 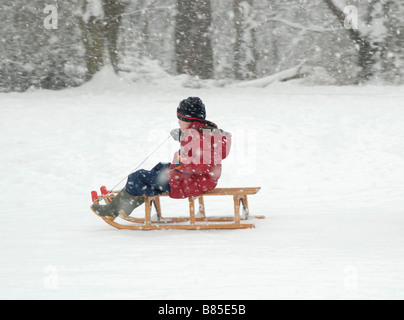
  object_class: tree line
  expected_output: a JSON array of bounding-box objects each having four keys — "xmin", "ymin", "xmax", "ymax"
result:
[{"xmin": 1, "ymin": 0, "xmax": 403, "ymax": 92}]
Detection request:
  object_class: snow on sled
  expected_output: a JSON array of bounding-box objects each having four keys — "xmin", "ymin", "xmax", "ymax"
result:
[{"xmin": 90, "ymin": 186, "xmax": 264, "ymax": 230}]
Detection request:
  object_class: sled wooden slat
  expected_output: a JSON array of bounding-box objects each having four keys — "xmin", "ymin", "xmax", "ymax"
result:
[
  {"xmin": 149, "ymin": 187, "xmax": 261, "ymax": 197},
  {"xmin": 101, "ymin": 218, "xmax": 255, "ymax": 230},
  {"xmin": 92, "ymin": 187, "xmax": 263, "ymax": 230}
]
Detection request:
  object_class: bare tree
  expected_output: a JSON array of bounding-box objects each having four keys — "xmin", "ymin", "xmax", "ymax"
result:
[
  {"xmin": 79, "ymin": 0, "xmax": 125, "ymax": 81},
  {"xmin": 324, "ymin": 0, "xmax": 389, "ymax": 82},
  {"xmin": 175, "ymin": 0, "xmax": 214, "ymax": 79},
  {"xmin": 233, "ymin": 0, "xmax": 258, "ymax": 80}
]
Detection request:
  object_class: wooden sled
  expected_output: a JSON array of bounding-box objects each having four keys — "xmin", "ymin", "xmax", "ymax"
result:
[{"xmin": 90, "ymin": 187, "xmax": 264, "ymax": 230}]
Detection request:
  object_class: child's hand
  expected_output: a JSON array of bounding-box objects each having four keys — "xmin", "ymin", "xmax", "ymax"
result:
[{"xmin": 170, "ymin": 128, "xmax": 182, "ymax": 142}]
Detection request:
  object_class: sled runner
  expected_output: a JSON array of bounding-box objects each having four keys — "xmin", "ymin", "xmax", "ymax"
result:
[{"xmin": 90, "ymin": 186, "xmax": 264, "ymax": 230}]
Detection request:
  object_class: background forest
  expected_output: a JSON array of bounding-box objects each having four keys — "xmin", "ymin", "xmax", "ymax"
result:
[{"xmin": 1, "ymin": 0, "xmax": 403, "ymax": 92}]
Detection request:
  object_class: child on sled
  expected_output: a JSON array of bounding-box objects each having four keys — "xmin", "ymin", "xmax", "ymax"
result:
[{"xmin": 91, "ymin": 97, "xmax": 232, "ymax": 219}]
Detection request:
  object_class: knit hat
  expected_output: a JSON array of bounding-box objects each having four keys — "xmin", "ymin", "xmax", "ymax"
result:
[{"xmin": 177, "ymin": 97, "xmax": 206, "ymax": 123}]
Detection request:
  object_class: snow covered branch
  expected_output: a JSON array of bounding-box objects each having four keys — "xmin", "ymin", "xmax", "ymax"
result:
[
  {"xmin": 263, "ymin": 17, "xmax": 339, "ymax": 33},
  {"xmin": 81, "ymin": 0, "xmax": 104, "ymax": 23},
  {"xmin": 230, "ymin": 62, "xmax": 306, "ymax": 88}
]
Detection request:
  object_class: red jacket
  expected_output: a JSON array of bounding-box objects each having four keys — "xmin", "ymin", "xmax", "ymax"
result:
[{"xmin": 168, "ymin": 121, "xmax": 232, "ymax": 199}]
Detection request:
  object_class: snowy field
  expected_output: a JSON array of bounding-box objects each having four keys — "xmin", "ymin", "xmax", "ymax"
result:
[{"xmin": 1, "ymin": 70, "xmax": 404, "ymax": 299}]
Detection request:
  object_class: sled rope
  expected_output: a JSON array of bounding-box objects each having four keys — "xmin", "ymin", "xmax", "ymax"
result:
[{"xmin": 95, "ymin": 135, "xmax": 171, "ymax": 202}]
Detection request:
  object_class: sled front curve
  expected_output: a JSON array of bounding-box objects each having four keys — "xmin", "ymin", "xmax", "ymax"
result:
[{"xmin": 91, "ymin": 187, "xmax": 263, "ymax": 231}]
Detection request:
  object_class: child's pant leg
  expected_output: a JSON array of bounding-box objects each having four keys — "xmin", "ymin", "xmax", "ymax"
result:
[{"xmin": 126, "ymin": 162, "xmax": 171, "ymax": 196}]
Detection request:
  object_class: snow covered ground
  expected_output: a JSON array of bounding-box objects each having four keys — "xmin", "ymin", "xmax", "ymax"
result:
[{"xmin": 1, "ymin": 69, "xmax": 404, "ymax": 299}]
